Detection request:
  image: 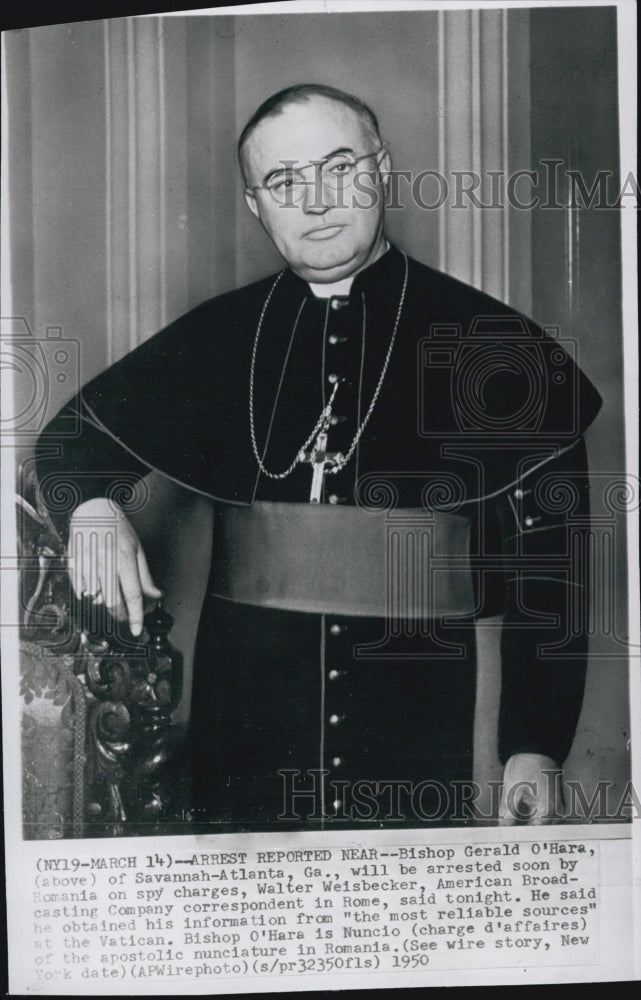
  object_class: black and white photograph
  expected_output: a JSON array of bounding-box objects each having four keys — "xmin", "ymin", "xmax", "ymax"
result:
[{"xmin": 1, "ymin": 0, "xmax": 639, "ymax": 992}]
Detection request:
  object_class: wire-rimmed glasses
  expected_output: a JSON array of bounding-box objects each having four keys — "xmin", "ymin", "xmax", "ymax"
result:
[{"xmin": 247, "ymin": 147, "xmax": 387, "ymax": 205}]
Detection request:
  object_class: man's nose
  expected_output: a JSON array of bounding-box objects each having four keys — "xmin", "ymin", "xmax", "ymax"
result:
[{"xmin": 301, "ymin": 170, "xmax": 335, "ymax": 215}]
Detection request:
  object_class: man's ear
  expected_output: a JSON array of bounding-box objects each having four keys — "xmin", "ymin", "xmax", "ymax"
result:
[
  {"xmin": 378, "ymin": 146, "xmax": 392, "ymax": 191},
  {"xmin": 244, "ymin": 188, "xmax": 260, "ymax": 219}
]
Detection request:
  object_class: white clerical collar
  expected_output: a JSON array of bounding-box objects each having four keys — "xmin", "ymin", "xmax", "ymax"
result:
[
  {"xmin": 308, "ymin": 275, "xmax": 355, "ymax": 299},
  {"xmin": 307, "ymin": 240, "xmax": 391, "ymax": 299}
]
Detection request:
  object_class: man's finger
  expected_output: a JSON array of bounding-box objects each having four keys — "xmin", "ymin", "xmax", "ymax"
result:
[
  {"xmin": 498, "ymin": 794, "xmax": 518, "ymax": 825},
  {"xmin": 498, "ymin": 787, "xmax": 533, "ymax": 825},
  {"xmin": 68, "ymin": 531, "xmax": 84, "ymax": 599},
  {"xmin": 137, "ymin": 546, "xmax": 162, "ymax": 598},
  {"xmin": 527, "ymin": 793, "xmax": 562, "ymax": 826},
  {"xmin": 118, "ymin": 551, "xmax": 145, "ymax": 636},
  {"xmin": 85, "ymin": 529, "xmax": 102, "ymax": 597},
  {"xmin": 98, "ymin": 526, "xmax": 120, "ymax": 611}
]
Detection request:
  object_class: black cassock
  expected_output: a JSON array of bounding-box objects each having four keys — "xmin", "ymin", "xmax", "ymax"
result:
[{"xmin": 36, "ymin": 246, "xmax": 602, "ymax": 829}]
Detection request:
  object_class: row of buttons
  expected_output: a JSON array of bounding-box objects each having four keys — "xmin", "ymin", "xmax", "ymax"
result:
[
  {"xmin": 328, "ymin": 619, "xmax": 346, "ymax": 794},
  {"xmin": 512, "ymin": 486, "xmax": 541, "ymax": 529},
  {"xmin": 323, "ymin": 396, "xmax": 347, "ymax": 502},
  {"xmin": 325, "ymin": 304, "xmax": 350, "ymax": 519}
]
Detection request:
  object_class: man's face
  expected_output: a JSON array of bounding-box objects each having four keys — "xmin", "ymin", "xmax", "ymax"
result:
[{"xmin": 243, "ymin": 97, "xmax": 390, "ymax": 283}]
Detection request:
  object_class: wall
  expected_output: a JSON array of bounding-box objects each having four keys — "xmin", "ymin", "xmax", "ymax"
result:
[
  {"xmin": 231, "ymin": 9, "xmax": 532, "ymax": 313},
  {"xmin": 528, "ymin": 5, "xmax": 628, "ymax": 812}
]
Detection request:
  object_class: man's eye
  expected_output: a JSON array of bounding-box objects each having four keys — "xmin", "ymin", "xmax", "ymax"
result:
[
  {"xmin": 270, "ymin": 176, "xmax": 302, "ymax": 191},
  {"xmin": 328, "ymin": 161, "xmax": 354, "ymax": 176}
]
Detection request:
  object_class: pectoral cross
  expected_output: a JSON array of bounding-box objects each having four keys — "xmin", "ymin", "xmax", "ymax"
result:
[{"xmin": 299, "ymin": 431, "xmax": 343, "ymax": 503}]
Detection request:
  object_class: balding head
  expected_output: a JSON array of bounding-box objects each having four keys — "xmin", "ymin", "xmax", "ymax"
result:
[{"xmin": 238, "ymin": 84, "xmax": 381, "ymax": 186}]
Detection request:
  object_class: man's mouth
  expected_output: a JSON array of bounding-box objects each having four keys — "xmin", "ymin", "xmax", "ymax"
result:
[{"xmin": 303, "ymin": 225, "xmax": 345, "ymax": 241}]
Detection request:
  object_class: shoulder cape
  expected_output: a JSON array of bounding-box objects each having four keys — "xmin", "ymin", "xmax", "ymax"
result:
[{"xmin": 41, "ymin": 247, "xmax": 603, "ymax": 509}]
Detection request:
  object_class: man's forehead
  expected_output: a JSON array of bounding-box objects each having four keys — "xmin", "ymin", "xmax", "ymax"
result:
[{"xmin": 245, "ymin": 98, "xmax": 369, "ymax": 171}]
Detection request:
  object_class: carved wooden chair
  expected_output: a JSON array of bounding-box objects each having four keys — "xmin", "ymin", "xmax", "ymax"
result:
[{"xmin": 18, "ymin": 465, "xmax": 190, "ymax": 839}]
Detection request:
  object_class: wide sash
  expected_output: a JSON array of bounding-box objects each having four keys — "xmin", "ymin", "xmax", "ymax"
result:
[{"xmin": 211, "ymin": 501, "xmax": 475, "ymax": 618}]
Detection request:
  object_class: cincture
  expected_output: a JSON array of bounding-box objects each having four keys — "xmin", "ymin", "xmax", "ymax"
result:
[{"xmin": 210, "ymin": 500, "xmax": 476, "ymax": 618}]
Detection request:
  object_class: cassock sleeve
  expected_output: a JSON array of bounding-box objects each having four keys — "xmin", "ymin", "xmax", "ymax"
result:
[
  {"xmin": 35, "ymin": 395, "xmax": 152, "ymax": 543},
  {"xmin": 493, "ymin": 436, "xmax": 592, "ymax": 766}
]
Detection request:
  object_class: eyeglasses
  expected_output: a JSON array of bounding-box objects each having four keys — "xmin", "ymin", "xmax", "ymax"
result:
[{"xmin": 247, "ymin": 148, "xmax": 386, "ymax": 205}]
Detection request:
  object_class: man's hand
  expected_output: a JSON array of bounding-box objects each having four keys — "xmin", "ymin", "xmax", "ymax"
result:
[
  {"xmin": 498, "ymin": 752, "xmax": 564, "ymax": 825},
  {"xmin": 68, "ymin": 497, "xmax": 162, "ymax": 636}
]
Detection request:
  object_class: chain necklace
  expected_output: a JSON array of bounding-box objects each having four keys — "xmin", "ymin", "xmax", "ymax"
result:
[{"xmin": 249, "ymin": 251, "xmax": 409, "ymax": 482}]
